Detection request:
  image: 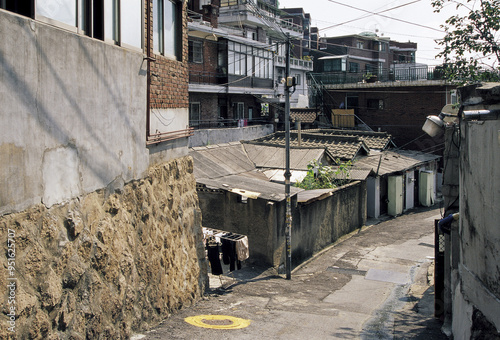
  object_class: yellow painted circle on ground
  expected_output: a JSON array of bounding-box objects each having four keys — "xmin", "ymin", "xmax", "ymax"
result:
[{"xmin": 184, "ymin": 315, "xmax": 251, "ymax": 329}]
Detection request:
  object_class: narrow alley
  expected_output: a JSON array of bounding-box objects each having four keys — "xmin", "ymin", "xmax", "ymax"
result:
[{"xmin": 139, "ymin": 207, "xmax": 447, "ymax": 339}]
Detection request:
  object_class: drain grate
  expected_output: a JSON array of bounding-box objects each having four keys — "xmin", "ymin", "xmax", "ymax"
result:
[{"xmin": 327, "ymin": 266, "xmax": 367, "ymax": 276}]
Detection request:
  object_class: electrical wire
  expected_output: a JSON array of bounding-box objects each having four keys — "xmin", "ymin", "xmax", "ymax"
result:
[
  {"xmin": 320, "ymin": 0, "xmax": 425, "ymax": 33},
  {"xmin": 326, "ymin": 0, "xmax": 444, "ymax": 33}
]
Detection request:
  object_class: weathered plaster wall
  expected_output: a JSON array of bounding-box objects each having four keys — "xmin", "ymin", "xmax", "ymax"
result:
[
  {"xmin": 453, "ymin": 83, "xmax": 500, "ymax": 337},
  {"xmin": 0, "ymin": 10, "xmax": 149, "ymax": 215},
  {"xmin": 459, "ymin": 117, "xmax": 500, "ymax": 333},
  {"xmin": 0, "ymin": 158, "xmax": 208, "ymax": 339}
]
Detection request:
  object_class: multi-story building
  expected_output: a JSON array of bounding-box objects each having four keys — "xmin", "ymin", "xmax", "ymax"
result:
[{"xmin": 187, "ymin": 0, "xmax": 313, "ymax": 131}]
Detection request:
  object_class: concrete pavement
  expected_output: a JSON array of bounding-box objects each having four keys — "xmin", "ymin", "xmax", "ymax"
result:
[{"xmin": 136, "ymin": 206, "xmax": 447, "ymax": 339}]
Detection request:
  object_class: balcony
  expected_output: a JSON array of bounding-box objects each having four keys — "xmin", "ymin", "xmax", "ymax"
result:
[
  {"xmin": 219, "ymin": 2, "xmax": 303, "ymax": 38},
  {"xmin": 309, "ymin": 65, "xmax": 446, "ymax": 86}
]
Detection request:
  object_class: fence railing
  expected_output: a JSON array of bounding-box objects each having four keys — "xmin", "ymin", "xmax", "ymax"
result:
[
  {"xmin": 189, "ymin": 71, "xmax": 222, "ymax": 85},
  {"xmin": 189, "ymin": 117, "xmax": 270, "ymax": 129},
  {"xmin": 309, "ymin": 66, "xmax": 446, "ymax": 85}
]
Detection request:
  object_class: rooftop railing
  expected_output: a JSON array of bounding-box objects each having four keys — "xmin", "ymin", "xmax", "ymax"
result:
[
  {"xmin": 309, "ymin": 65, "xmax": 446, "ymax": 86},
  {"xmin": 189, "ymin": 117, "xmax": 271, "ymax": 129}
]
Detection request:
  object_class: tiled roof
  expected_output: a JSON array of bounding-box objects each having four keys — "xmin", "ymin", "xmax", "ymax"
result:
[
  {"xmin": 251, "ymin": 132, "xmax": 370, "ymax": 162},
  {"xmin": 300, "ymin": 129, "xmax": 393, "ymax": 150},
  {"xmin": 290, "ymin": 109, "xmax": 318, "ymax": 124}
]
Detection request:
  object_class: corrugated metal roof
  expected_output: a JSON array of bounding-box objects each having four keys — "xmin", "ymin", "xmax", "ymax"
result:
[
  {"xmin": 251, "ymin": 132, "xmax": 370, "ymax": 161},
  {"xmin": 190, "ymin": 143, "xmax": 256, "ymax": 179},
  {"xmin": 354, "ymin": 150, "xmax": 440, "ymax": 176},
  {"xmin": 197, "ymin": 174, "xmax": 302, "ymax": 202},
  {"xmin": 243, "ymin": 143, "xmax": 329, "ymax": 170},
  {"xmin": 301, "ymin": 129, "xmax": 393, "ymax": 150}
]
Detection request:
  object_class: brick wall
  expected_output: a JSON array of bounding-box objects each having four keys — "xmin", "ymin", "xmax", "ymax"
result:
[
  {"xmin": 190, "ymin": 93, "xmax": 219, "ymax": 121},
  {"xmin": 147, "ymin": 0, "xmax": 189, "ymax": 109},
  {"xmin": 326, "ymin": 85, "xmax": 450, "ymax": 153},
  {"xmin": 188, "ymin": 37, "xmax": 219, "ymax": 75}
]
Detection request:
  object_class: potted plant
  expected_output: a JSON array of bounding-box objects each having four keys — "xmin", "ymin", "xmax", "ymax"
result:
[{"xmin": 363, "ymin": 72, "xmax": 378, "ymax": 83}]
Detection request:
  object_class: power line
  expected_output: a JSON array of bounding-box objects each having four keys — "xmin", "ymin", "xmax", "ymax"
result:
[
  {"xmin": 326, "ymin": 0, "xmax": 444, "ymax": 33},
  {"xmin": 321, "ymin": 0, "xmax": 425, "ymax": 33}
]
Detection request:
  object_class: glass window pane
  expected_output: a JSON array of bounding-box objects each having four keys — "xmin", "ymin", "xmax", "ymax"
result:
[
  {"xmin": 153, "ymin": 0, "xmax": 163, "ymax": 53},
  {"xmin": 37, "ymin": 0, "xmax": 76, "ymax": 27},
  {"xmin": 235, "ymin": 53, "xmax": 241, "ymax": 75},
  {"xmin": 105, "ymin": 0, "xmax": 118, "ymax": 41},
  {"xmin": 228, "ymin": 52, "xmax": 235, "ymax": 74},
  {"xmin": 247, "ymin": 55, "xmax": 252, "ymax": 76},
  {"xmin": 121, "ymin": 1, "xmax": 142, "ymax": 49},
  {"xmin": 164, "ymin": 1, "xmax": 177, "ymax": 58}
]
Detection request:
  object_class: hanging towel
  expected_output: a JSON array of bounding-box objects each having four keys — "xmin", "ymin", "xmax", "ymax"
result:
[{"xmin": 235, "ymin": 236, "xmax": 249, "ymax": 261}]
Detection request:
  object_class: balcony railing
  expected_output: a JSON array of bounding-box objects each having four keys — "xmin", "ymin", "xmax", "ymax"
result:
[
  {"xmin": 189, "ymin": 71, "xmax": 222, "ymax": 85},
  {"xmin": 309, "ymin": 65, "xmax": 446, "ymax": 86},
  {"xmin": 218, "ymin": 2, "xmax": 303, "ymax": 35}
]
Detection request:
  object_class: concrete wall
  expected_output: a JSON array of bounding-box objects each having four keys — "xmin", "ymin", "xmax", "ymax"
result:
[
  {"xmin": 295, "ymin": 181, "xmax": 367, "ymax": 261},
  {"xmin": 0, "ymin": 10, "xmax": 149, "ymax": 214},
  {"xmin": 189, "ymin": 124, "xmax": 274, "ymax": 147}
]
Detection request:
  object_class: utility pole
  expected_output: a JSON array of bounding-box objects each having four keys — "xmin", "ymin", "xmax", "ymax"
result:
[{"xmin": 284, "ymin": 33, "xmax": 292, "ymax": 280}]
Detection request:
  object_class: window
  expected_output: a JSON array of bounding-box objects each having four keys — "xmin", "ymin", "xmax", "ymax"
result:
[
  {"xmin": 349, "ymin": 62, "xmax": 359, "ymax": 73},
  {"xmin": 121, "ymin": 1, "xmax": 142, "ymax": 49},
  {"xmin": 356, "ymin": 41, "xmax": 364, "ymax": 49},
  {"xmin": 367, "ymin": 99, "xmax": 384, "ymax": 110},
  {"xmin": 154, "ymin": 0, "xmax": 181, "ymax": 60},
  {"xmin": 324, "ymin": 58, "xmax": 346, "ymax": 72},
  {"xmin": 189, "ymin": 102, "xmax": 201, "ymax": 123},
  {"xmin": 235, "ymin": 102, "xmax": 244, "ymax": 119},
  {"xmin": 37, "ymin": 0, "xmax": 76, "ymax": 28},
  {"xmin": 28, "ymin": 0, "xmax": 141, "ymax": 49},
  {"xmin": 294, "ymin": 74, "xmax": 301, "ymax": 85},
  {"xmin": 379, "ymin": 42, "xmax": 387, "ymax": 52},
  {"xmin": 189, "ymin": 40, "xmax": 203, "ymax": 63},
  {"xmin": 1, "ymin": 1, "xmax": 34, "ymax": 17},
  {"xmin": 227, "ymin": 41, "xmax": 272, "ymax": 79}
]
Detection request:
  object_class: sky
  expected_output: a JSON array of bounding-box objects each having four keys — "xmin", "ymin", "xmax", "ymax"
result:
[{"xmin": 280, "ymin": 0, "xmax": 464, "ymax": 66}]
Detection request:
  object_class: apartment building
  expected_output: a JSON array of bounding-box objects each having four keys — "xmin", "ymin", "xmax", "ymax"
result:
[{"xmin": 187, "ymin": 0, "xmax": 313, "ymax": 129}]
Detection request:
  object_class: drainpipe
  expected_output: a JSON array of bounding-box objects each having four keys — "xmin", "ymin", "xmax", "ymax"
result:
[{"xmin": 145, "ymin": 0, "xmax": 152, "ymax": 140}]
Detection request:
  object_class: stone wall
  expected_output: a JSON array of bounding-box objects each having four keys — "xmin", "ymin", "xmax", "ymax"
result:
[{"xmin": 0, "ymin": 157, "xmax": 208, "ymax": 339}]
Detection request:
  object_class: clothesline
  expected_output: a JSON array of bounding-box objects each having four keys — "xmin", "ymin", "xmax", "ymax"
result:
[
  {"xmin": 203, "ymin": 227, "xmax": 250, "ymax": 275},
  {"xmin": 203, "ymin": 227, "xmax": 246, "ymax": 241}
]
